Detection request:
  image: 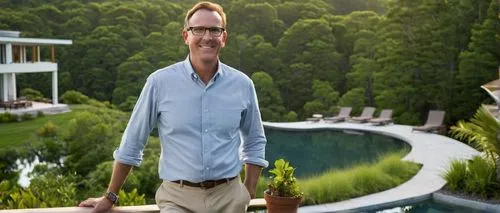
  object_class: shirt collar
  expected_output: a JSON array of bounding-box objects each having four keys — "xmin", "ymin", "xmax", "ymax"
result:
[{"xmin": 183, "ymin": 55, "xmax": 224, "ymax": 82}]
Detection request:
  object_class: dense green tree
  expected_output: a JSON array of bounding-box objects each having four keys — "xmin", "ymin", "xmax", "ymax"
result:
[
  {"xmin": 228, "ymin": 2, "xmax": 284, "ymax": 44},
  {"xmin": 327, "ymin": 0, "xmax": 388, "ymax": 15},
  {"xmin": 275, "ymin": 1, "xmax": 332, "ymax": 28},
  {"xmin": 304, "ymin": 80, "xmax": 339, "ymax": 116},
  {"xmin": 338, "ymin": 88, "xmax": 366, "ymax": 115},
  {"xmin": 454, "ymin": 0, "xmax": 500, "ymax": 120},
  {"xmin": 251, "ymin": 72, "xmax": 286, "ymax": 121},
  {"xmin": 278, "ymin": 63, "xmax": 314, "ymax": 118}
]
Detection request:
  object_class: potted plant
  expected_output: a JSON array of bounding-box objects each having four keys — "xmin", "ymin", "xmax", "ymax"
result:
[{"xmin": 264, "ymin": 158, "xmax": 304, "ymax": 213}]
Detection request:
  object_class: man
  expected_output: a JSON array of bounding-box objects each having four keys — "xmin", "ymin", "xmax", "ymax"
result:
[{"xmin": 78, "ymin": 2, "xmax": 268, "ymax": 213}]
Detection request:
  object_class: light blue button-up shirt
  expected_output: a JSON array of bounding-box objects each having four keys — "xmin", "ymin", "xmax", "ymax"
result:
[{"xmin": 114, "ymin": 56, "xmax": 268, "ymax": 182}]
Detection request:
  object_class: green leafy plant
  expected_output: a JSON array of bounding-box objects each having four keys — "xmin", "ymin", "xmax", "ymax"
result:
[
  {"xmin": 443, "ymin": 160, "xmax": 468, "ymax": 191},
  {"xmin": 117, "ymin": 189, "xmax": 146, "ymax": 206},
  {"xmin": 267, "ymin": 159, "xmax": 303, "ymax": 198},
  {"xmin": 59, "ymin": 90, "xmax": 90, "ymax": 104},
  {"xmin": 464, "ymin": 156, "xmax": 497, "ymax": 198},
  {"xmin": 21, "ymin": 88, "xmax": 44, "ymax": 101},
  {"xmin": 450, "ymin": 105, "xmax": 500, "ymax": 181}
]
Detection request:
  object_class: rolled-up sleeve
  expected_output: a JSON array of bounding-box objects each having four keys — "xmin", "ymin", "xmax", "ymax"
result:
[
  {"xmin": 240, "ymin": 80, "xmax": 268, "ymax": 168},
  {"xmin": 114, "ymin": 75, "xmax": 158, "ymax": 167}
]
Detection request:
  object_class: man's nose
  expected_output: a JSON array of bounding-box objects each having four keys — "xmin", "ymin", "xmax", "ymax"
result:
[{"xmin": 202, "ymin": 30, "xmax": 213, "ymax": 39}]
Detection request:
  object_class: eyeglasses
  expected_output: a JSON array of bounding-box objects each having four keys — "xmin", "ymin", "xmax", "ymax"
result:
[{"xmin": 187, "ymin": 26, "xmax": 225, "ymax": 37}]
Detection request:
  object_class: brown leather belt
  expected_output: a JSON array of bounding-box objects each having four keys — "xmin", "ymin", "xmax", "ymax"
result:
[{"xmin": 172, "ymin": 176, "xmax": 237, "ymax": 189}]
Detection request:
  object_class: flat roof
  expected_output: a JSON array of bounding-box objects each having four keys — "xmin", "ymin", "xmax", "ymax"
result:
[
  {"xmin": 0, "ymin": 30, "xmax": 20, "ymax": 37},
  {"xmin": 482, "ymin": 79, "xmax": 500, "ymax": 91},
  {"xmin": 0, "ymin": 37, "xmax": 72, "ymax": 45}
]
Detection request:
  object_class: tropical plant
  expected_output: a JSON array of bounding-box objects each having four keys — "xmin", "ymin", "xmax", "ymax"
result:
[
  {"xmin": 464, "ymin": 156, "xmax": 497, "ymax": 198},
  {"xmin": 117, "ymin": 189, "xmax": 146, "ymax": 206},
  {"xmin": 450, "ymin": 105, "xmax": 500, "ymax": 181},
  {"xmin": 267, "ymin": 159, "xmax": 303, "ymax": 198},
  {"xmin": 443, "ymin": 160, "xmax": 468, "ymax": 191}
]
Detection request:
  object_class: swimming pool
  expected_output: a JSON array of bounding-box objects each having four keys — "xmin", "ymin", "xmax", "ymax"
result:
[
  {"xmin": 371, "ymin": 200, "xmax": 486, "ymax": 213},
  {"xmin": 264, "ymin": 127, "xmax": 411, "ymax": 178}
]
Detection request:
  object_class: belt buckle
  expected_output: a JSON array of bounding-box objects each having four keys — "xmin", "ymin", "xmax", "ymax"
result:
[{"xmin": 199, "ymin": 181, "xmax": 207, "ymax": 189}]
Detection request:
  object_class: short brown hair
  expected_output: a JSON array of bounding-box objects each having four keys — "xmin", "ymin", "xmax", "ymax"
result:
[{"xmin": 184, "ymin": 1, "xmax": 227, "ymax": 29}]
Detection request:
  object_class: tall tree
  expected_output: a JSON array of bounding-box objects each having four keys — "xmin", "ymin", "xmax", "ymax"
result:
[
  {"xmin": 454, "ymin": 0, "xmax": 500, "ymax": 120},
  {"xmin": 251, "ymin": 72, "xmax": 286, "ymax": 121}
]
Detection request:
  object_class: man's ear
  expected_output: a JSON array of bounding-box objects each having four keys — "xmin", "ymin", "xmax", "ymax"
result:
[
  {"xmin": 220, "ymin": 31, "xmax": 227, "ymax": 48},
  {"xmin": 182, "ymin": 30, "xmax": 189, "ymax": 45}
]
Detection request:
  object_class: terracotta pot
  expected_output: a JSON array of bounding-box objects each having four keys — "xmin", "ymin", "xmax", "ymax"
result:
[{"xmin": 264, "ymin": 190, "xmax": 303, "ymax": 213}]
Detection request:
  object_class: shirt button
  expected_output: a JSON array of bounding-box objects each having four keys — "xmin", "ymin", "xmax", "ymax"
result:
[
  {"xmin": 204, "ymin": 129, "xmax": 208, "ymax": 133},
  {"xmin": 206, "ymin": 168, "xmax": 210, "ymax": 170}
]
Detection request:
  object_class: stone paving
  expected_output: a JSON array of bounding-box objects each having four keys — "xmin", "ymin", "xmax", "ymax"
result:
[{"xmin": 262, "ymin": 121, "xmax": 480, "ymax": 213}]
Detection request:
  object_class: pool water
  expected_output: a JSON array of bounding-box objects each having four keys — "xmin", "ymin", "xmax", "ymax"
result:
[
  {"xmin": 263, "ymin": 128, "xmax": 410, "ymax": 178},
  {"xmin": 371, "ymin": 200, "xmax": 486, "ymax": 213}
]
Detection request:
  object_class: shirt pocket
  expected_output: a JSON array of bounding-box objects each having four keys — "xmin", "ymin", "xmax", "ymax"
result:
[{"xmin": 213, "ymin": 108, "xmax": 242, "ymax": 139}]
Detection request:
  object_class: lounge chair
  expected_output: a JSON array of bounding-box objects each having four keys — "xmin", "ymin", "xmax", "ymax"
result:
[
  {"xmin": 369, "ymin": 109, "xmax": 393, "ymax": 125},
  {"xmin": 350, "ymin": 107, "xmax": 376, "ymax": 123},
  {"xmin": 324, "ymin": 107, "xmax": 352, "ymax": 123},
  {"xmin": 306, "ymin": 114, "xmax": 323, "ymax": 122},
  {"xmin": 412, "ymin": 110, "xmax": 446, "ymax": 133}
]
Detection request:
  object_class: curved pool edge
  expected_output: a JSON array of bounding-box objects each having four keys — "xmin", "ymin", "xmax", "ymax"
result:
[{"xmin": 262, "ymin": 121, "xmax": 480, "ymax": 213}]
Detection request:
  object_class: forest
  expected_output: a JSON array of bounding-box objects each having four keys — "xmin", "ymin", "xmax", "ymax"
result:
[{"xmin": 1, "ymin": 0, "xmax": 498, "ymax": 124}]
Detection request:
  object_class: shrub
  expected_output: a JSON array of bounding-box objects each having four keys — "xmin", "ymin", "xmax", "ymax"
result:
[
  {"xmin": 0, "ymin": 113, "xmax": 9, "ymax": 123},
  {"xmin": 119, "ymin": 96, "xmax": 138, "ymax": 112},
  {"xmin": 102, "ymin": 101, "xmax": 117, "ymax": 109},
  {"xmin": 0, "ymin": 113, "xmax": 19, "ymax": 123},
  {"xmin": 60, "ymin": 90, "xmax": 89, "ymax": 104},
  {"xmin": 21, "ymin": 88, "xmax": 44, "ymax": 101},
  {"xmin": 444, "ymin": 156, "xmax": 499, "ymax": 198},
  {"xmin": 8, "ymin": 113, "xmax": 18, "ymax": 122},
  {"xmin": 283, "ymin": 111, "xmax": 298, "ymax": 122},
  {"xmin": 36, "ymin": 122, "xmax": 58, "ymax": 138},
  {"xmin": 117, "ymin": 189, "xmax": 146, "ymax": 206},
  {"xmin": 21, "ymin": 113, "xmax": 33, "ymax": 121},
  {"xmin": 37, "ymin": 111, "xmax": 45, "ymax": 117},
  {"xmin": 4, "ymin": 171, "xmax": 77, "ymax": 209},
  {"xmin": 88, "ymin": 99, "xmax": 106, "ymax": 108},
  {"xmin": 443, "ymin": 160, "xmax": 468, "ymax": 191},
  {"xmin": 464, "ymin": 156, "xmax": 497, "ymax": 198}
]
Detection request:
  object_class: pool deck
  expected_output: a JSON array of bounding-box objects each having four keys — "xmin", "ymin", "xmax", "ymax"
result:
[{"xmin": 262, "ymin": 121, "xmax": 480, "ymax": 213}]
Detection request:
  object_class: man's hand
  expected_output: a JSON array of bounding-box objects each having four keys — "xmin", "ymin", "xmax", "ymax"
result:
[{"xmin": 78, "ymin": 196, "xmax": 113, "ymax": 213}]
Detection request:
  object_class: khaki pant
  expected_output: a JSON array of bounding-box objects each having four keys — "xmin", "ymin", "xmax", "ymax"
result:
[{"xmin": 155, "ymin": 177, "xmax": 251, "ymax": 213}]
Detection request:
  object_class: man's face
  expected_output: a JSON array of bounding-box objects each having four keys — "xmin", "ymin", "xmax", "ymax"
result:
[{"xmin": 182, "ymin": 9, "xmax": 227, "ymax": 64}]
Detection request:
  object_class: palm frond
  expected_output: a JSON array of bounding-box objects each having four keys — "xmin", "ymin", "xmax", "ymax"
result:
[{"xmin": 450, "ymin": 105, "xmax": 500, "ymax": 157}]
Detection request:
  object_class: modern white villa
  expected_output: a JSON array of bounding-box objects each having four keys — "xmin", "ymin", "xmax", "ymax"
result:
[
  {"xmin": 0, "ymin": 30, "xmax": 72, "ymax": 114},
  {"xmin": 482, "ymin": 67, "xmax": 500, "ymax": 119}
]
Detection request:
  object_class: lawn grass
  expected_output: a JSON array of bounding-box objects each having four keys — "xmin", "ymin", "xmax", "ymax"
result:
[{"xmin": 0, "ymin": 105, "xmax": 94, "ymax": 150}]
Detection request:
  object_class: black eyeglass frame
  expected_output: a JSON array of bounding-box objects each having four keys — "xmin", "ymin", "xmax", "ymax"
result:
[{"xmin": 186, "ymin": 26, "xmax": 225, "ymax": 37}]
